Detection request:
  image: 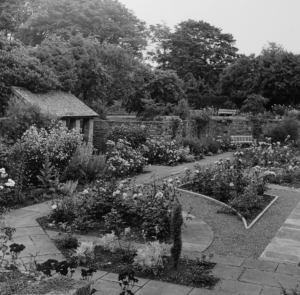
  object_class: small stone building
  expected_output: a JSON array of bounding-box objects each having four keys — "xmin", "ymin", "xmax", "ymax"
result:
[{"xmin": 11, "ymin": 86, "xmax": 99, "ymax": 143}]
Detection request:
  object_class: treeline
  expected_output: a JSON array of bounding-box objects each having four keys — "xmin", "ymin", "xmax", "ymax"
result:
[{"xmin": 1, "ymin": 0, "xmax": 300, "ymax": 117}]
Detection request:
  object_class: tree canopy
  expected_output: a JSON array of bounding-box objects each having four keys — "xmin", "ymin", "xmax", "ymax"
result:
[{"xmin": 16, "ymin": 0, "xmax": 148, "ymax": 55}]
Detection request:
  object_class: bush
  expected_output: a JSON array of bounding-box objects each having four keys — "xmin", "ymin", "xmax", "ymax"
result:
[
  {"xmin": 173, "ymin": 99, "xmax": 190, "ymax": 120},
  {"xmin": 107, "ymin": 124, "xmax": 147, "ymax": 149},
  {"xmin": 180, "ymin": 137, "xmax": 205, "ymax": 156},
  {"xmin": 106, "ymin": 139, "xmax": 148, "ymax": 177},
  {"xmin": 88, "ymin": 100, "xmax": 107, "ymax": 120},
  {"xmin": 61, "ymin": 143, "xmax": 106, "ymax": 184},
  {"xmin": 144, "ymin": 139, "xmax": 192, "ymax": 166},
  {"xmin": 9, "ymin": 122, "xmax": 83, "ymax": 186},
  {"xmin": 1, "ymin": 98, "xmax": 56, "ymax": 142},
  {"xmin": 268, "ymin": 118, "xmax": 300, "ymax": 142}
]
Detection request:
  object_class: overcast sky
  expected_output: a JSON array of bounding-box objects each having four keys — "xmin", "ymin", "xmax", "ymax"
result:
[{"xmin": 118, "ymin": 0, "xmax": 300, "ymax": 56}]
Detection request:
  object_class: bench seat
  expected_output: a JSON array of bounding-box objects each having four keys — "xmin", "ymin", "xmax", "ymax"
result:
[{"xmin": 231, "ymin": 135, "xmax": 254, "ymax": 144}]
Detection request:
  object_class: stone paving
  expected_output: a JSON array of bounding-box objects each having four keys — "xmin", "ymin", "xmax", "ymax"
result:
[{"xmin": 2, "ymin": 152, "xmax": 300, "ymax": 294}]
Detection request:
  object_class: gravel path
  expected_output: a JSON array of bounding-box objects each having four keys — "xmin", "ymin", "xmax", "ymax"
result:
[{"xmin": 178, "ymin": 188, "xmax": 300, "ymax": 258}]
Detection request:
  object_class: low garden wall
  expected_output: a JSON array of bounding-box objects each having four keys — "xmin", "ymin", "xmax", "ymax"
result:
[{"xmin": 93, "ymin": 117, "xmax": 282, "ymax": 151}]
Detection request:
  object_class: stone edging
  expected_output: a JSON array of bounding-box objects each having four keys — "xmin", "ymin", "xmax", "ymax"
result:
[{"xmin": 177, "ymin": 185, "xmax": 278, "ymax": 230}]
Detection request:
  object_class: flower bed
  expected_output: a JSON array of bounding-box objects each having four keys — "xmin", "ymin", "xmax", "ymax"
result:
[{"xmin": 180, "ymin": 154, "xmax": 278, "ymax": 227}]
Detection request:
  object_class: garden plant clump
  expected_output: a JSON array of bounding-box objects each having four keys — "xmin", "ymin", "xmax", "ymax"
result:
[{"xmin": 182, "ymin": 152, "xmax": 273, "ymax": 221}]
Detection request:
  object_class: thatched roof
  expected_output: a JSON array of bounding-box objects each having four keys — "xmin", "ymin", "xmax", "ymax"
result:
[{"xmin": 11, "ymin": 86, "xmax": 98, "ymax": 118}]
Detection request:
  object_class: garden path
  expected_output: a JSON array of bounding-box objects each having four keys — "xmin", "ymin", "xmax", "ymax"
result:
[{"xmin": 4, "ymin": 152, "xmax": 300, "ymax": 294}]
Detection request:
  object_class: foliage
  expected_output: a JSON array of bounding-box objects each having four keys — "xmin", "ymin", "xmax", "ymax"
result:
[
  {"xmin": 0, "ymin": 168, "xmax": 16, "ymax": 206},
  {"xmin": 98, "ymin": 231, "xmax": 118, "ymax": 253},
  {"xmin": 144, "ymin": 139, "xmax": 193, "ymax": 165},
  {"xmin": 241, "ymin": 94, "xmax": 269, "ymax": 115},
  {"xmin": 182, "ymin": 72, "xmax": 202, "ymax": 107},
  {"xmin": 173, "ymin": 99, "xmax": 191, "ymax": 120},
  {"xmin": 127, "ymin": 70, "xmax": 185, "ymax": 115},
  {"xmin": 57, "ymin": 231, "xmax": 79, "ymax": 249},
  {"xmin": 170, "ymin": 204, "xmax": 183, "ymax": 268},
  {"xmin": 0, "ymin": 40, "xmax": 60, "ymax": 115},
  {"xmin": 184, "ymin": 153, "xmax": 269, "ymax": 218},
  {"xmin": 61, "ymin": 143, "xmax": 106, "ymax": 184},
  {"xmin": 190, "ymin": 111, "xmax": 211, "ymax": 137},
  {"xmin": 88, "ymin": 100, "xmax": 107, "ymax": 120},
  {"xmin": 72, "ymin": 241, "xmax": 95, "ymax": 265},
  {"xmin": 180, "ymin": 137, "xmax": 205, "ymax": 156},
  {"xmin": 133, "ymin": 241, "xmax": 169, "ymax": 274},
  {"xmin": 106, "ymin": 125, "xmax": 147, "ymax": 149},
  {"xmin": 9, "ymin": 122, "xmax": 83, "ymax": 186},
  {"xmin": 106, "ymin": 139, "xmax": 148, "ymax": 177},
  {"xmin": 268, "ymin": 118, "xmax": 300, "ymax": 142},
  {"xmin": 149, "ymin": 20, "xmax": 238, "ymax": 88},
  {"xmin": 1, "ymin": 97, "xmax": 56, "ymax": 142},
  {"xmin": 118, "ymin": 270, "xmax": 139, "ymax": 295},
  {"xmin": 49, "ymin": 178, "xmax": 179, "ymax": 239},
  {"xmin": 17, "ymin": 0, "xmax": 148, "ymax": 54}
]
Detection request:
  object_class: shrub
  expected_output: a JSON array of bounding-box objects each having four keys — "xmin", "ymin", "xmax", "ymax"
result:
[
  {"xmin": 88, "ymin": 100, "xmax": 107, "ymax": 120},
  {"xmin": 61, "ymin": 143, "xmax": 106, "ymax": 184},
  {"xmin": 133, "ymin": 241, "xmax": 169, "ymax": 274},
  {"xmin": 180, "ymin": 137, "xmax": 205, "ymax": 156},
  {"xmin": 173, "ymin": 99, "xmax": 190, "ymax": 120},
  {"xmin": 106, "ymin": 124, "xmax": 147, "ymax": 149},
  {"xmin": 1, "ymin": 97, "xmax": 56, "ymax": 142},
  {"xmin": 73, "ymin": 241, "xmax": 95, "ymax": 265},
  {"xmin": 106, "ymin": 139, "xmax": 148, "ymax": 177},
  {"xmin": 170, "ymin": 204, "xmax": 183, "ymax": 268},
  {"xmin": 268, "ymin": 118, "xmax": 300, "ymax": 142},
  {"xmin": 9, "ymin": 122, "xmax": 83, "ymax": 186}
]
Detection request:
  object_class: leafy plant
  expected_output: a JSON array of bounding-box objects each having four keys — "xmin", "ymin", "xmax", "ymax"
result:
[
  {"xmin": 72, "ymin": 241, "xmax": 95, "ymax": 266},
  {"xmin": 118, "ymin": 269, "xmax": 139, "ymax": 295},
  {"xmin": 170, "ymin": 204, "xmax": 183, "ymax": 268}
]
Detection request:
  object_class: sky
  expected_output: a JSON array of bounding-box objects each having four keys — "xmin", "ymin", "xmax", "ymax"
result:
[{"xmin": 118, "ymin": 0, "xmax": 300, "ymax": 56}]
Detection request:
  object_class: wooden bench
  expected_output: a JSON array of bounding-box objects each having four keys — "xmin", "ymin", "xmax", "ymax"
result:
[
  {"xmin": 217, "ymin": 109, "xmax": 237, "ymax": 116},
  {"xmin": 230, "ymin": 135, "xmax": 255, "ymax": 144}
]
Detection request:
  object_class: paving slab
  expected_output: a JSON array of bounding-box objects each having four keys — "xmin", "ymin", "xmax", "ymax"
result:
[
  {"xmin": 134, "ymin": 280, "xmax": 192, "ymax": 295},
  {"xmin": 215, "ymin": 279, "xmax": 262, "ymax": 295},
  {"xmin": 5, "ymin": 216, "xmax": 40, "ymax": 228},
  {"xmin": 101, "ymin": 272, "xmax": 149, "ymax": 287},
  {"xmin": 45, "ymin": 229, "xmax": 60, "ymax": 239},
  {"xmin": 72, "ymin": 267, "xmax": 108, "ymax": 281},
  {"xmin": 182, "ymin": 242, "xmax": 209, "ymax": 253},
  {"xmin": 210, "ymin": 254, "xmax": 245, "ymax": 266},
  {"xmin": 188, "ymin": 288, "xmax": 237, "ymax": 295},
  {"xmin": 211, "ymin": 264, "xmax": 244, "ymax": 280},
  {"xmin": 14, "ymin": 226, "xmax": 46, "ymax": 237},
  {"xmin": 93, "ymin": 279, "xmax": 140, "ymax": 295},
  {"xmin": 260, "ymin": 251, "xmax": 299, "ymax": 264},
  {"xmin": 260, "ymin": 285, "xmax": 293, "ymax": 295},
  {"xmin": 5, "ymin": 209, "xmax": 39, "ymax": 218},
  {"xmin": 21, "ymin": 202, "xmax": 52, "ymax": 213},
  {"xmin": 12, "ymin": 235, "xmax": 35, "ymax": 246},
  {"xmin": 19, "ymin": 243, "xmax": 61, "ymax": 257},
  {"xmin": 20, "ymin": 253, "xmax": 65, "ymax": 264},
  {"xmin": 240, "ymin": 268, "xmax": 300, "ymax": 289},
  {"xmin": 276, "ymin": 263, "xmax": 300, "ymax": 276},
  {"xmin": 242, "ymin": 258, "xmax": 278, "ymax": 272}
]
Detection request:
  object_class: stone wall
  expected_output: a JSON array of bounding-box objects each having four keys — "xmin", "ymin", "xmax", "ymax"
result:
[{"xmin": 93, "ymin": 116, "xmax": 266, "ymax": 151}]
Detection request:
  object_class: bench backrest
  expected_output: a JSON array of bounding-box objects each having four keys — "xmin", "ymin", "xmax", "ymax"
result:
[
  {"xmin": 218, "ymin": 109, "xmax": 237, "ymax": 115},
  {"xmin": 230, "ymin": 135, "xmax": 254, "ymax": 143}
]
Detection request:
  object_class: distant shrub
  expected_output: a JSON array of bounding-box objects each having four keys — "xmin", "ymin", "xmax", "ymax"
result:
[
  {"xmin": 173, "ymin": 99, "xmax": 190, "ymax": 120},
  {"xmin": 88, "ymin": 100, "xmax": 107, "ymax": 120},
  {"xmin": 180, "ymin": 137, "xmax": 204, "ymax": 156},
  {"xmin": 1, "ymin": 97, "xmax": 56, "ymax": 142},
  {"xmin": 107, "ymin": 124, "xmax": 147, "ymax": 149},
  {"xmin": 268, "ymin": 118, "xmax": 300, "ymax": 142}
]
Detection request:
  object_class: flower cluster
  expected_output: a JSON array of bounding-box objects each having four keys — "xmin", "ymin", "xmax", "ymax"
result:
[
  {"xmin": 106, "ymin": 139, "xmax": 148, "ymax": 177},
  {"xmin": 0, "ymin": 168, "xmax": 15, "ymax": 206}
]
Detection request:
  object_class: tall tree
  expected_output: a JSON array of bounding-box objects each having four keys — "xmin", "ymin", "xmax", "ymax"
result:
[
  {"xmin": 16, "ymin": 0, "xmax": 148, "ymax": 55},
  {"xmin": 149, "ymin": 20, "xmax": 238, "ymax": 88},
  {"xmin": 0, "ymin": 38, "xmax": 60, "ymax": 115},
  {"xmin": 29, "ymin": 35, "xmax": 112, "ymax": 102},
  {"xmin": 126, "ymin": 70, "xmax": 185, "ymax": 115}
]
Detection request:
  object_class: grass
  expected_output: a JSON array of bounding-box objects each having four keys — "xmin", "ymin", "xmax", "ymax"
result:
[{"xmin": 178, "ymin": 188, "xmax": 300, "ymax": 258}]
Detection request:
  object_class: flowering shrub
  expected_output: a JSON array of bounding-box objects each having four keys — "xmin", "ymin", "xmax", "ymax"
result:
[
  {"xmin": 9, "ymin": 122, "xmax": 83, "ymax": 186},
  {"xmin": 106, "ymin": 139, "xmax": 148, "ymax": 177},
  {"xmin": 49, "ymin": 178, "xmax": 179, "ymax": 239},
  {"xmin": 0, "ymin": 168, "xmax": 16, "ymax": 206},
  {"xmin": 183, "ymin": 153, "xmax": 269, "ymax": 219},
  {"xmin": 144, "ymin": 139, "xmax": 193, "ymax": 165},
  {"xmin": 72, "ymin": 241, "xmax": 95, "ymax": 265}
]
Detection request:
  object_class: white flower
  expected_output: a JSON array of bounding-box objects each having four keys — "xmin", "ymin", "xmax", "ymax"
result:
[
  {"xmin": 168, "ymin": 178, "xmax": 173, "ymax": 183},
  {"xmin": 138, "ymin": 193, "xmax": 143, "ymax": 197},
  {"xmin": 184, "ymin": 167, "xmax": 188, "ymax": 170},
  {"xmin": 124, "ymin": 227, "xmax": 131, "ymax": 235},
  {"xmin": 1, "ymin": 173, "xmax": 7, "ymax": 179},
  {"xmin": 82, "ymin": 189, "xmax": 89, "ymax": 194},
  {"xmin": 229, "ymin": 182, "xmax": 234, "ymax": 187},
  {"xmin": 5, "ymin": 179, "xmax": 15, "ymax": 187},
  {"xmin": 0, "ymin": 168, "xmax": 5, "ymax": 174},
  {"xmin": 132, "ymin": 194, "xmax": 137, "ymax": 199},
  {"xmin": 155, "ymin": 192, "xmax": 163, "ymax": 199},
  {"xmin": 123, "ymin": 193, "xmax": 128, "ymax": 199},
  {"xmin": 51, "ymin": 204, "xmax": 57, "ymax": 210},
  {"xmin": 195, "ymin": 170, "xmax": 199, "ymax": 174},
  {"xmin": 0, "ymin": 186, "xmax": 3, "ymax": 190}
]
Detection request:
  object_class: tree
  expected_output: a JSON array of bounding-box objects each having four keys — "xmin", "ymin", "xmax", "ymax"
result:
[
  {"xmin": 241, "ymin": 94, "xmax": 269, "ymax": 115},
  {"xmin": 150, "ymin": 20, "xmax": 239, "ymax": 88},
  {"xmin": 218, "ymin": 54, "xmax": 259, "ymax": 107},
  {"xmin": 183, "ymin": 72, "xmax": 201, "ymax": 108},
  {"xmin": 0, "ymin": 38, "xmax": 60, "ymax": 115},
  {"xmin": 16, "ymin": 0, "xmax": 148, "ymax": 54},
  {"xmin": 126, "ymin": 70, "xmax": 186, "ymax": 115},
  {"xmin": 29, "ymin": 35, "xmax": 112, "ymax": 102}
]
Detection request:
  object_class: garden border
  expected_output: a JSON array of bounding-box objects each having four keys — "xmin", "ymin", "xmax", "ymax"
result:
[{"xmin": 177, "ymin": 184, "xmax": 278, "ymax": 230}]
